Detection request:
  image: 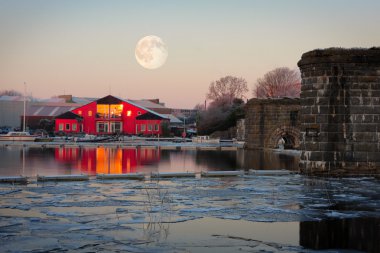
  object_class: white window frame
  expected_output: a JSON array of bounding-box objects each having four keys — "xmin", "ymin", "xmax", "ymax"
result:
[
  {"xmin": 110, "ymin": 122, "xmax": 122, "ymax": 133},
  {"xmin": 96, "ymin": 122, "xmax": 109, "ymax": 133}
]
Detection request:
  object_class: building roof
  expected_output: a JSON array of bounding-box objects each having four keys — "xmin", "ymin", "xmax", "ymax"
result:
[
  {"xmin": 161, "ymin": 114, "xmax": 183, "ymax": 124},
  {"xmin": 70, "ymin": 95, "xmax": 170, "ymax": 120},
  {"xmin": 0, "ymin": 95, "xmax": 31, "ymax": 102},
  {"xmin": 55, "ymin": 111, "xmax": 83, "ymax": 119},
  {"xmin": 136, "ymin": 112, "xmax": 166, "ymax": 120},
  {"xmin": 25, "ymin": 102, "xmax": 80, "ymax": 117},
  {"xmin": 122, "ymin": 98, "xmax": 169, "ymax": 120},
  {"xmin": 131, "ymin": 99, "xmax": 167, "ymax": 109},
  {"xmin": 71, "ymin": 97, "xmax": 98, "ymax": 104},
  {"xmin": 97, "ymin": 95, "xmax": 123, "ymax": 104}
]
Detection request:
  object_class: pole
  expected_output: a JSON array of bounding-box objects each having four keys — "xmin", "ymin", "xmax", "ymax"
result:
[
  {"xmin": 23, "ymin": 82, "xmax": 26, "ymax": 132},
  {"xmin": 183, "ymin": 116, "xmax": 186, "ymax": 139}
]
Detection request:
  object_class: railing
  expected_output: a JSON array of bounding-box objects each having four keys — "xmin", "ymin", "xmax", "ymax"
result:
[{"xmin": 96, "ymin": 114, "xmax": 122, "ymax": 119}]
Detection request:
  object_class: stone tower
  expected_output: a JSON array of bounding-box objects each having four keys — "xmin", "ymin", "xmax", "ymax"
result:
[{"xmin": 298, "ymin": 48, "xmax": 380, "ymax": 175}]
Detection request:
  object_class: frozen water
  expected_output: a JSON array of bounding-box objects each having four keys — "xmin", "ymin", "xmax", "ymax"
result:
[{"xmin": 0, "ymin": 175, "xmax": 379, "ymax": 252}]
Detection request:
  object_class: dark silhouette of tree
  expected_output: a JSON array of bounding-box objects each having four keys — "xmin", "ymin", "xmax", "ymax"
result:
[
  {"xmin": 197, "ymin": 98, "xmax": 245, "ymax": 135},
  {"xmin": 207, "ymin": 76, "xmax": 248, "ymax": 105},
  {"xmin": 253, "ymin": 67, "xmax": 301, "ymax": 98},
  {"xmin": 0, "ymin": 89, "xmax": 22, "ymax": 96},
  {"xmin": 160, "ymin": 121, "xmax": 171, "ymax": 137}
]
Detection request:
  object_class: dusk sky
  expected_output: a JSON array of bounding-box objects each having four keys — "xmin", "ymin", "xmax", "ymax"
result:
[{"xmin": 1, "ymin": 0, "xmax": 379, "ymax": 108}]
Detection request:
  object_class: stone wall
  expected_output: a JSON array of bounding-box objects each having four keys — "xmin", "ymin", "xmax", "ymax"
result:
[
  {"xmin": 298, "ymin": 48, "xmax": 380, "ymax": 175},
  {"xmin": 245, "ymin": 98, "xmax": 300, "ymax": 149}
]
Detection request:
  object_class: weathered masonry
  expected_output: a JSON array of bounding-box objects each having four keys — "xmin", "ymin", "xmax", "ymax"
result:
[
  {"xmin": 298, "ymin": 48, "xmax": 380, "ymax": 175},
  {"xmin": 245, "ymin": 98, "xmax": 300, "ymax": 150}
]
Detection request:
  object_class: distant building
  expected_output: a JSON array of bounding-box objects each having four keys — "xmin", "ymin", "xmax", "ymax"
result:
[
  {"xmin": 171, "ymin": 108, "xmax": 199, "ymax": 118},
  {"xmin": 55, "ymin": 95, "xmax": 170, "ymax": 136},
  {"xmin": 24, "ymin": 101, "xmax": 79, "ymax": 130},
  {"xmin": 0, "ymin": 94, "xmax": 182, "ymax": 134},
  {"xmin": 0, "ymin": 96, "xmax": 24, "ymax": 128}
]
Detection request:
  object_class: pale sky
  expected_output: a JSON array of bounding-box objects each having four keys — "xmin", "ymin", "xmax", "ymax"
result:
[{"xmin": 1, "ymin": 0, "xmax": 379, "ymax": 108}]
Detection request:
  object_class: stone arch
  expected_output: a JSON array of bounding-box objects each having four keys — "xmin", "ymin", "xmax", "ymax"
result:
[{"xmin": 266, "ymin": 125, "xmax": 300, "ymax": 149}]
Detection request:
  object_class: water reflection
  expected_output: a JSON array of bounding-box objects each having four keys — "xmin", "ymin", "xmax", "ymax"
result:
[
  {"xmin": 55, "ymin": 147, "xmax": 160, "ymax": 174},
  {"xmin": 0, "ymin": 146, "xmax": 300, "ymax": 176},
  {"xmin": 242, "ymin": 149, "xmax": 299, "ymax": 171},
  {"xmin": 300, "ymin": 218, "xmax": 380, "ymax": 252}
]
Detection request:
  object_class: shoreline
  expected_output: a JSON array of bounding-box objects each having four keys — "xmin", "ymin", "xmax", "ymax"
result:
[{"xmin": 0, "ymin": 140, "xmax": 246, "ymax": 150}]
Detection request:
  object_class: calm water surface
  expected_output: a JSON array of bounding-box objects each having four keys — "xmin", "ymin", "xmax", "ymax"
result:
[{"xmin": 0, "ymin": 146, "xmax": 299, "ymax": 176}]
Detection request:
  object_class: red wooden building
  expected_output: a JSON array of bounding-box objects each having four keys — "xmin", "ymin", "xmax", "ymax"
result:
[{"xmin": 55, "ymin": 95, "xmax": 169, "ymax": 136}]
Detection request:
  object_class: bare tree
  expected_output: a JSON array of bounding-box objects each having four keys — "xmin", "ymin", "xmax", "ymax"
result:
[
  {"xmin": 207, "ymin": 76, "xmax": 248, "ymax": 105},
  {"xmin": 253, "ymin": 67, "xmax": 301, "ymax": 98}
]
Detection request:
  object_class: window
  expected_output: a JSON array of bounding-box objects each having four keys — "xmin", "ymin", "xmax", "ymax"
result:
[
  {"xmin": 110, "ymin": 104, "xmax": 123, "ymax": 118},
  {"xmin": 141, "ymin": 124, "xmax": 146, "ymax": 131},
  {"xmin": 97, "ymin": 104, "xmax": 123, "ymax": 119},
  {"xmin": 97, "ymin": 104, "xmax": 109, "ymax": 119},
  {"xmin": 110, "ymin": 122, "xmax": 122, "ymax": 133},
  {"xmin": 96, "ymin": 122, "xmax": 109, "ymax": 133},
  {"xmin": 65, "ymin": 123, "xmax": 70, "ymax": 131},
  {"xmin": 88, "ymin": 111, "xmax": 92, "ymax": 117},
  {"xmin": 78, "ymin": 110, "xmax": 82, "ymax": 115},
  {"xmin": 148, "ymin": 124, "xmax": 153, "ymax": 131},
  {"xmin": 59, "ymin": 123, "xmax": 63, "ymax": 131},
  {"xmin": 72, "ymin": 123, "xmax": 77, "ymax": 131},
  {"xmin": 137, "ymin": 111, "xmax": 141, "ymax": 115},
  {"xmin": 154, "ymin": 124, "xmax": 159, "ymax": 131},
  {"xmin": 126, "ymin": 110, "xmax": 132, "ymax": 117}
]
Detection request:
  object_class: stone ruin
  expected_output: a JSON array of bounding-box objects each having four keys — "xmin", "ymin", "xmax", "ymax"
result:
[
  {"xmin": 298, "ymin": 48, "xmax": 380, "ymax": 175},
  {"xmin": 244, "ymin": 98, "xmax": 300, "ymax": 150}
]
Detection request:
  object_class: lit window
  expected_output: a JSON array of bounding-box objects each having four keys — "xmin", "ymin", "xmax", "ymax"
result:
[
  {"xmin": 127, "ymin": 110, "xmax": 132, "ymax": 117},
  {"xmin": 88, "ymin": 111, "xmax": 92, "ymax": 117},
  {"xmin": 59, "ymin": 123, "xmax": 63, "ymax": 131},
  {"xmin": 110, "ymin": 104, "xmax": 123, "ymax": 118},
  {"xmin": 72, "ymin": 123, "xmax": 77, "ymax": 131},
  {"xmin": 78, "ymin": 110, "xmax": 82, "ymax": 115},
  {"xmin": 65, "ymin": 123, "xmax": 70, "ymax": 131}
]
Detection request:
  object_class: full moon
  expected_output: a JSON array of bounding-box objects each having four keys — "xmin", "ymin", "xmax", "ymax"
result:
[{"xmin": 135, "ymin": 35, "xmax": 168, "ymax": 69}]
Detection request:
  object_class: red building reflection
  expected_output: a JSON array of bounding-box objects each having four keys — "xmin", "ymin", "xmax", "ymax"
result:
[{"xmin": 54, "ymin": 147, "xmax": 160, "ymax": 174}]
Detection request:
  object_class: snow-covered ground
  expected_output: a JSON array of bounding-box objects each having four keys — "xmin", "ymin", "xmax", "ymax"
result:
[{"xmin": 0, "ymin": 175, "xmax": 379, "ymax": 252}]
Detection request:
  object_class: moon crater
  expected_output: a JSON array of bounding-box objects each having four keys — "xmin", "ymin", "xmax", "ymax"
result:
[{"xmin": 135, "ymin": 35, "xmax": 168, "ymax": 69}]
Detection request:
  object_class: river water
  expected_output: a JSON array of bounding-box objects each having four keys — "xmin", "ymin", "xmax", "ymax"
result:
[
  {"xmin": 0, "ymin": 146, "xmax": 299, "ymax": 176},
  {"xmin": 0, "ymin": 146, "xmax": 379, "ymax": 252}
]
